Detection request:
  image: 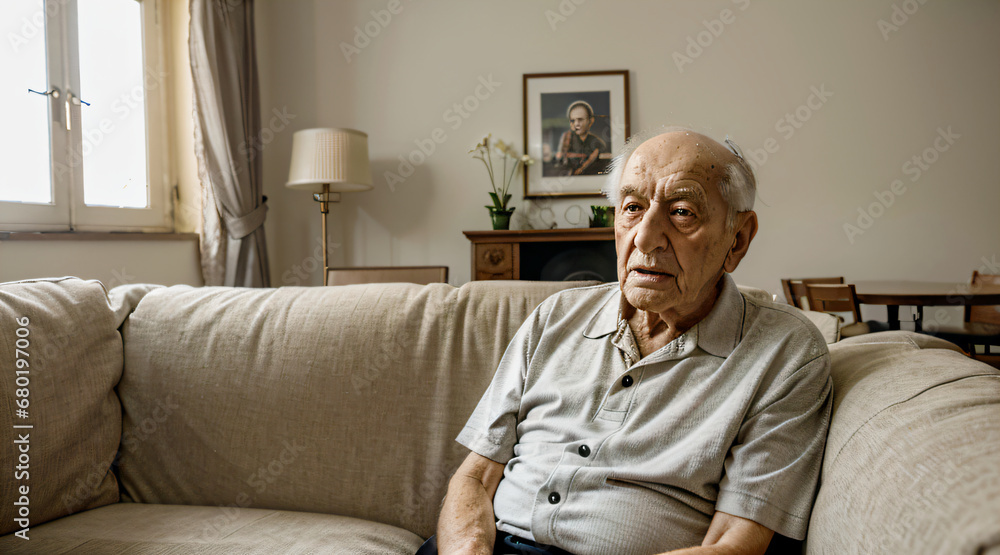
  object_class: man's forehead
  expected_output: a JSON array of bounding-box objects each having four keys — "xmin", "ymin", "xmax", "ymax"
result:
[{"xmin": 621, "ymin": 132, "xmax": 732, "ymax": 192}]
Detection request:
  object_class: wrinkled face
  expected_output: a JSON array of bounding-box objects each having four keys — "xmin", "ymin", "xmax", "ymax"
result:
[
  {"xmin": 615, "ymin": 132, "xmax": 738, "ymax": 316},
  {"xmin": 568, "ymin": 106, "xmax": 593, "ymax": 137}
]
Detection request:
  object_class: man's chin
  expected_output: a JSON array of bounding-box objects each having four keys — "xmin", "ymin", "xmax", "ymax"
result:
[{"xmin": 622, "ymin": 283, "xmax": 678, "ymax": 313}]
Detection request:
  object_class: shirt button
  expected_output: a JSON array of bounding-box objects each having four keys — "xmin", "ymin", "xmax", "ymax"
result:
[
  {"xmin": 548, "ymin": 492, "xmax": 561, "ymax": 504},
  {"xmin": 578, "ymin": 445, "xmax": 591, "ymax": 457},
  {"xmin": 621, "ymin": 375, "xmax": 633, "ymax": 387}
]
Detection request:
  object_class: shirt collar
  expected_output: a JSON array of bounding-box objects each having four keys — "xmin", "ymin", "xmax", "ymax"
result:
[
  {"xmin": 582, "ymin": 274, "xmax": 746, "ymax": 358},
  {"xmin": 583, "ymin": 287, "xmax": 620, "ymax": 339},
  {"xmin": 689, "ymin": 273, "xmax": 745, "ymax": 358}
]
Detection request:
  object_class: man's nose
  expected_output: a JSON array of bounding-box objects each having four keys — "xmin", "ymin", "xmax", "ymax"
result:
[{"xmin": 632, "ymin": 208, "xmax": 670, "ymax": 254}]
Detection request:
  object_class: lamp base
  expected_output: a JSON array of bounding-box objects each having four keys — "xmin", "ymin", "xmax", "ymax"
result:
[{"xmin": 313, "ymin": 184, "xmax": 342, "ymax": 286}]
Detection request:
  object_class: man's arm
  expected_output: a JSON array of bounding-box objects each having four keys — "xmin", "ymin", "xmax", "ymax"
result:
[
  {"xmin": 437, "ymin": 452, "xmax": 506, "ymax": 555},
  {"xmin": 555, "ymin": 130, "xmax": 572, "ymax": 163},
  {"xmin": 662, "ymin": 511, "xmax": 774, "ymax": 555},
  {"xmin": 574, "ymin": 146, "xmax": 601, "ymax": 175}
]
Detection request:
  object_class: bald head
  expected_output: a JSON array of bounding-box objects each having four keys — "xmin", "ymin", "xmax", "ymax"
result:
[
  {"xmin": 631, "ymin": 130, "xmax": 739, "ymax": 174},
  {"xmin": 611, "ymin": 127, "xmax": 760, "ymax": 325},
  {"xmin": 605, "ymin": 128, "xmax": 756, "ymax": 231}
]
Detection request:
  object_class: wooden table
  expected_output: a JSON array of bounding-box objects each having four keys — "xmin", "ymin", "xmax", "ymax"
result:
[{"xmin": 853, "ymin": 280, "xmax": 1000, "ymax": 331}]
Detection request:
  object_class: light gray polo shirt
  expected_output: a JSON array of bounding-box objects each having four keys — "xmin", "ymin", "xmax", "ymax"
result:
[{"xmin": 457, "ymin": 274, "xmax": 832, "ymax": 555}]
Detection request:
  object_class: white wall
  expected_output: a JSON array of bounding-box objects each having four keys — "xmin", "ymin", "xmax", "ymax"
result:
[
  {"xmin": 0, "ymin": 238, "xmax": 202, "ymax": 287},
  {"xmin": 258, "ymin": 0, "xmax": 999, "ymax": 310}
]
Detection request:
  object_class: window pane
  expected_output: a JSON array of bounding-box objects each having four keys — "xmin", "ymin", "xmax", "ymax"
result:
[
  {"xmin": 0, "ymin": 0, "xmax": 53, "ymax": 204},
  {"xmin": 79, "ymin": 0, "xmax": 148, "ymax": 208}
]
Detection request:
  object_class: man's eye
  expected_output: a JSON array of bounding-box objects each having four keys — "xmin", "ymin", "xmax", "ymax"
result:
[
  {"xmin": 624, "ymin": 203, "xmax": 642, "ymax": 213},
  {"xmin": 672, "ymin": 208, "xmax": 694, "ymax": 217}
]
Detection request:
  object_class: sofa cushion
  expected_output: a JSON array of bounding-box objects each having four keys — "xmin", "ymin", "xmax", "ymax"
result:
[
  {"xmin": 116, "ymin": 280, "xmax": 594, "ymax": 539},
  {"xmin": 0, "ymin": 503, "xmax": 424, "ymax": 554},
  {"xmin": 837, "ymin": 320, "xmax": 868, "ymax": 338},
  {"xmin": 808, "ymin": 331, "xmax": 1000, "ymax": 554},
  {"xmin": 108, "ymin": 283, "xmax": 164, "ymax": 324},
  {"xmin": 797, "ymin": 310, "xmax": 841, "ymax": 343},
  {"xmin": 738, "ymin": 285, "xmax": 840, "ymax": 343},
  {"xmin": 0, "ymin": 277, "xmax": 126, "ymax": 536}
]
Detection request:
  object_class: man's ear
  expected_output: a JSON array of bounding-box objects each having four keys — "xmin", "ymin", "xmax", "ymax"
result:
[{"xmin": 723, "ymin": 211, "xmax": 758, "ymax": 273}]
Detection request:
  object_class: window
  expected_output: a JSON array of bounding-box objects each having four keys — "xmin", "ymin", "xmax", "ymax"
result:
[{"xmin": 1, "ymin": 0, "xmax": 171, "ymax": 231}]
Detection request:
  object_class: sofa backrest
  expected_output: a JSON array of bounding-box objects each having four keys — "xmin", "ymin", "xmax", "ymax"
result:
[
  {"xmin": 811, "ymin": 332, "xmax": 1000, "ymax": 554},
  {"xmin": 116, "ymin": 280, "xmax": 595, "ymax": 539},
  {"xmin": 0, "ymin": 278, "xmax": 126, "ymax": 535}
]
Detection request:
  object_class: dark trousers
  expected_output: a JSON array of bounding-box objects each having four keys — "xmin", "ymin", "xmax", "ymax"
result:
[{"xmin": 415, "ymin": 533, "xmax": 574, "ymax": 555}]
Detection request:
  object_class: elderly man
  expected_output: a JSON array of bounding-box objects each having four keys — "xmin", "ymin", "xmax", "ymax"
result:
[{"xmin": 434, "ymin": 129, "xmax": 832, "ymax": 555}]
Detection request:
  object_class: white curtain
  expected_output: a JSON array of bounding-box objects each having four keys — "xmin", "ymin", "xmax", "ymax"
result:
[{"xmin": 189, "ymin": 0, "xmax": 270, "ymax": 287}]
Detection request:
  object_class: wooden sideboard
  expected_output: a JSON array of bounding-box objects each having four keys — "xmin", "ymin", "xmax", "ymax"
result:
[{"xmin": 463, "ymin": 228, "xmax": 616, "ymax": 281}]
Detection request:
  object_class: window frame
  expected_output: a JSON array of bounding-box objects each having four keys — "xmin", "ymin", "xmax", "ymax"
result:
[{"xmin": 0, "ymin": 0, "xmax": 173, "ymax": 232}]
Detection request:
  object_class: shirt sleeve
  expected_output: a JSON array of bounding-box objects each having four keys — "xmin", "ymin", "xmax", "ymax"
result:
[
  {"xmin": 456, "ymin": 302, "xmax": 548, "ymax": 465},
  {"xmin": 716, "ymin": 351, "xmax": 833, "ymax": 540}
]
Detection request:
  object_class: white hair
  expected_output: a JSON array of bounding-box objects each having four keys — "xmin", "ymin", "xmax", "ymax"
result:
[{"xmin": 602, "ymin": 126, "xmax": 756, "ymax": 232}]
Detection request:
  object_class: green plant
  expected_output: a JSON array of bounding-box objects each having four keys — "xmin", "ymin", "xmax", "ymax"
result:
[{"xmin": 469, "ymin": 134, "xmax": 534, "ymax": 211}]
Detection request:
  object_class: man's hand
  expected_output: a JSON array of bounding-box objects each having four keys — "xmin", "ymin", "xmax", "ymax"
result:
[
  {"xmin": 437, "ymin": 452, "xmax": 506, "ymax": 555},
  {"xmin": 662, "ymin": 511, "xmax": 774, "ymax": 555}
]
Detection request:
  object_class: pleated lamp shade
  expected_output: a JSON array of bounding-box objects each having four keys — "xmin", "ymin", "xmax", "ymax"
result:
[{"xmin": 286, "ymin": 128, "xmax": 373, "ymax": 192}]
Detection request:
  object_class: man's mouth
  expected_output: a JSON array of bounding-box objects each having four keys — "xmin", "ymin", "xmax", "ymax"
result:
[{"xmin": 632, "ymin": 268, "xmax": 671, "ymax": 277}]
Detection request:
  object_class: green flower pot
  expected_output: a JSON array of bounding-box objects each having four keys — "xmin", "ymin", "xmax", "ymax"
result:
[
  {"xmin": 590, "ymin": 205, "xmax": 614, "ymax": 228},
  {"xmin": 487, "ymin": 206, "xmax": 515, "ymax": 230}
]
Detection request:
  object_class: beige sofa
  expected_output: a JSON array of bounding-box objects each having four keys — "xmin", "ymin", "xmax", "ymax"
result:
[{"xmin": 1, "ymin": 277, "xmax": 998, "ymax": 554}]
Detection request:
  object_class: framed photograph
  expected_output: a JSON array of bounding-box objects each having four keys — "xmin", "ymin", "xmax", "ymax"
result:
[{"xmin": 523, "ymin": 70, "xmax": 630, "ymax": 198}]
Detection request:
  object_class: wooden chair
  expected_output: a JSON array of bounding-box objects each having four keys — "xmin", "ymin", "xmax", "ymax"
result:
[
  {"xmin": 974, "ymin": 354, "xmax": 1000, "ymax": 370},
  {"xmin": 927, "ymin": 271, "xmax": 1000, "ymax": 357},
  {"xmin": 804, "ymin": 283, "xmax": 870, "ymax": 338},
  {"xmin": 781, "ymin": 277, "xmax": 845, "ymax": 310},
  {"xmin": 967, "ymin": 271, "xmax": 1000, "ymax": 329},
  {"xmin": 325, "ymin": 266, "xmax": 448, "ymax": 286}
]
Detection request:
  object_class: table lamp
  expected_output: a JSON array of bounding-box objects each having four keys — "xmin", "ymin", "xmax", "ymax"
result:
[{"xmin": 286, "ymin": 128, "xmax": 373, "ymax": 283}]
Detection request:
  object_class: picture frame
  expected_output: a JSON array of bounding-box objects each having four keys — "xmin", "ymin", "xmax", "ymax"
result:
[{"xmin": 522, "ymin": 70, "xmax": 630, "ymax": 198}]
